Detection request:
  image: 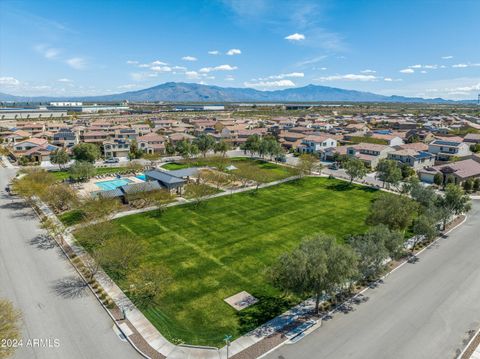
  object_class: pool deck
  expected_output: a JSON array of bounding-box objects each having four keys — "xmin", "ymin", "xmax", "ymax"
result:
[{"xmin": 77, "ymin": 175, "xmax": 145, "ymax": 197}]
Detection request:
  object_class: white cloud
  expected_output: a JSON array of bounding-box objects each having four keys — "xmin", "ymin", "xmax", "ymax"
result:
[
  {"xmin": 285, "ymin": 33, "xmax": 305, "ymax": 41},
  {"xmin": 66, "ymin": 57, "xmax": 86, "ymax": 70},
  {"xmin": 317, "ymin": 74, "xmax": 378, "ymax": 81},
  {"xmin": 268, "ymin": 72, "xmax": 304, "ymax": 79},
  {"xmin": 225, "ymin": 76, "xmax": 235, "ymax": 81},
  {"xmin": 172, "ymin": 66, "xmax": 187, "ymax": 71},
  {"xmin": 0, "ymin": 77, "xmax": 20, "ymax": 86},
  {"xmin": 244, "ymin": 79, "xmax": 296, "ymax": 89},
  {"xmin": 151, "ymin": 65, "xmax": 172, "ymax": 72},
  {"xmin": 138, "ymin": 64, "xmax": 151, "ymax": 68},
  {"xmin": 384, "ymin": 78, "xmax": 393, "ymax": 82},
  {"xmin": 126, "ymin": 60, "xmax": 139, "ymax": 65},
  {"xmin": 57, "ymin": 78, "xmax": 72, "ymax": 82},
  {"xmin": 152, "ymin": 60, "xmax": 168, "ymax": 66},
  {"xmin": 208, "ymin": 50, "xmax": 220, "ymax": 55},
  {"xmin": 199, "ymin": 64, "xmax": 238, "ymax": 73},
  {"xmin": 34, "ymin": 44, "xmax": 60, "ymax": 60},
  {"xmin": 409, "ymin": 64, "xmax": 422, "ymax": 69},
  {"xmin": 185, "ymin": 71, "xmax": 200, "ymax": 79},
  {"xmin": 226, "ymin": 48, "xmax": 242, "ymax": 56},
  {"xmin": 441, "ymin": 55, "xmax": 453, "ymax": 59},
  {"xmin": 452, "ymin": 63, "xmax": 480, "ymax": 68},
  {"xmin": 182, "ymin": 56, "xmax": 197, "ymax": 61},
  {"xmin": 420, "ymin": 70, "xmax": 427, "ymax": 74},
  {"xmin": 360, "ymin": 69, "xmax": 376, "ymax": 74},
  {"xmin": 320, "ymin": 67, "xmax": 327, "ymax": 70},
  {"xmin": 400, "ymin": 68, "xmax": 414, "ymax": 74}
]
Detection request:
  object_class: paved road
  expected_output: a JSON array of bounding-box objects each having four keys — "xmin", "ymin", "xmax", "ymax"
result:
[
  {"xmin": 265, "ymin": 200, "xmax": 480, "ymax": 359},
  {"xmin": 0, "ymin": 168, "xmax": 140, "ymax": 359}
]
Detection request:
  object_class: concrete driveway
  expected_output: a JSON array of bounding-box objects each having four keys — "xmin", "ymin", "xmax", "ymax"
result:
[
  {"xmin": 0, "ymin": 168, "xmax": 140, "ymax": 359},
  {"xmin": 265, "ymin": 200, "xmax": 480, "ymax": 359}
]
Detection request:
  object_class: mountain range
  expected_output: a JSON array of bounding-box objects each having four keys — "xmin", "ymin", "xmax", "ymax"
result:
[{"xmin": 0, "ymin": 82, "xmax": 476, "ymax": 104}]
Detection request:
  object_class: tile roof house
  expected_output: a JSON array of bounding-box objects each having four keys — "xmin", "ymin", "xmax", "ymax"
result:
[
  {"xmin": 419, "ymin": 158, "xmax": 480, "ymax": 184},
  {"xmin": 346, "ymin": 143, "xmax": 395, "ymax": 168},
  {"xmin": 137, "ymin": 133, "xmax": 166, "ymax": 154},
  {"xmin": 428, "ymin": 139, "xmax": 471, "ymax": 161},
  {"xmin": 387, "ymin": 149, "xmax": 435, "ymax": 169},
  {"xmin": 464, "ymin": 133, "xmax": 480, "ymax": 144},
  {"xmin": 297, "ymin": 135, "xmax": 338, "ymax": 154}
]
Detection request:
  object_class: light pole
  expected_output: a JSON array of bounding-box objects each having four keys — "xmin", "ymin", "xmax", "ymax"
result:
[{"xmin": 224, "ymin": 334, "xmax": 232, "ymax": 359}]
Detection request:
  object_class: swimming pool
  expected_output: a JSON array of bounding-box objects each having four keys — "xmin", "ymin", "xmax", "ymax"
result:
[
  {"xmin": 136, "ymin": 173, "xmax": 146, "ymax": 181},
  {"xmin": 95, "ymin": 178, "xmax": 132, "ymax": 191}
]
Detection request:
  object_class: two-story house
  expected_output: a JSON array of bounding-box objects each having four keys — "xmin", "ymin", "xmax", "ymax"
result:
[
  {"xmin": 387, "ymin": 149, "xmax": 435, "ymax": 169},
  {"xmin": 298, "ymin": 135, "xmax": 337, "ymax": 154},
  {"xmin": 427, "ymin": 139, "xmax": 471, "ymax": 161},
  {"xmin": 346, "ymin": 143, "xmax": 395, "ymax": 168}
]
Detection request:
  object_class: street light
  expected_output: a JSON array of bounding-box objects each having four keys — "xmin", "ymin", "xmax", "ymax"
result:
[{"xmin": 224, "ymin": 334, "xmax": 232, "ymax": 359}]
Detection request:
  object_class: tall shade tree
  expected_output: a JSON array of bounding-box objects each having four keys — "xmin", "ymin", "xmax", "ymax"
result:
[
  {"xmin": 11, "ymin": 168, "xmax": 56, "ymax": 202},
  {"xmin": 50, "ymin": 148, "xmax": 69, "ymax": 170},
  {"xmin": 194, "ymin": 134, "xmax": 215, "ymax": 157},
  {"xmin": 269, "ymin": 234, "xmax": 357, "ymax": 314},
  {"xmin": 296, "ymin": 153, "xmax": 323, "ymax": 176},
  {"xmin": 344, "ymin": 157, "xmax": 367, "ymax": 183},
  {"xmin": 72, "ymin": 143, "xmax": 101, "ymax": 163},
  {"xmin": 348, "ymin": 229, "xmax": 390, "ymax": 282},
  {"xmin": 367, "ymin": 193, "xmax": 418, "ymax": 232},
  {"xmin": 376, "ymin": 159, "xmax": 402, "ymax": 189},
  {"xmin": 243, "ymin": 134, "xmax": 261, "ymax": 156},
  {"xmin": 438, "ymin": 184, "xmax": 472, "ymax": 228},
  {"xmin": 69, "ymin": 161, "xmax": 96, "ymax": 181},
  {"xmin": 0, "ymin": 298, "xmax": 21, "ymax": 359},
  {"xmin": 213, "ymin": 140, "xmax": 230, "ymax": 157}
]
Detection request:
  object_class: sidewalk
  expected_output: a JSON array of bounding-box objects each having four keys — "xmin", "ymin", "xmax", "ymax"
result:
[{"xmin": 1, "ymin": 155, "xmax": 16, "ymax": 169}]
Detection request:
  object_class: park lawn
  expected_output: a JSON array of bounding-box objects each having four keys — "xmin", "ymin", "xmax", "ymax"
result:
[
  {"xmin": 58, "ymin": 209, "xmax": 85, "ymax": 226},
  {"xmin": 163, "ymin": 157, "xmax": 296, "ymax": 183},
  {"xmin": 78, "ymin": 177, "xmax": 381, "ymax": 347},
  {"xmin": 50, "ymin": 166, "xmax": 130, "ymax": 180}
]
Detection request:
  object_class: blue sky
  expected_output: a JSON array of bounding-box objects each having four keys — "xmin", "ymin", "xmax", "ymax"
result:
[{"xmin": 0, "ymin": 0, "xmax": 479, "ymax": 99}]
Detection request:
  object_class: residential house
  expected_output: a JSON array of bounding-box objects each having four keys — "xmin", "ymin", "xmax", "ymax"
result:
[
  {"xmin": 137, "ymin": 133, "xmax": 166, "ymax": 154},
  {"xmin": 419, "ymin": 158, "xmax": 480, "ymax": 184},
  {"xmin": 387, "ymin": 149, "xmax": 435, "ymax": 169},
  {"xmin": 428, "ymin": 139, "xmax": 471, "ymax": 161},
  {"xmin": 464, "ymin": 133, "xmax": 480, "ymax": 144},
  {"xmin": 52, "ymin": 129, "xmax": 79, "ymax": 148},
  {"xmin": 346, "ymin": 143, "xmax": 395, "ymax": 168},
  {"xmin": 103, "ymin": 139, "xmax": 130, "ymax": 159},
  {"xmin": 297, "ymin": 135, "xmax": 337, "ymax": 154}
]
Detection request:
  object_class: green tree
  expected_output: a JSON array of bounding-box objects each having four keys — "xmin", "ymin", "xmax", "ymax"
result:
[
  {"xmin": 269, "ymin": 234, "xmax": 357, "ymax": 314},
  {"xmin": 433, "ymin": 172, "xmax": 443, "ymax": 187},
  {"xmin": 193, "ymin": 134, "xmax": 215, "ymax": 157},
  {"xmin": 296, "ymin": 153, "xmax": 323, "ymax": 176},
  {"xmin": 128, "ymin": 140, "xmax": 143, "ymax": 160},
  {"xmin": 376, "ymin": 159, "xmax": 402, "ymax": 189},
  {"xmin": 165, "ymin": 140, "xmax": 176, "ymax": 156},
  {"xmin": 463, "ymin": 178, "xmax": 474, "ymax": 193},
  {"xmin": 344, "ymin": 157, "xmax": 367, "ymax": 183},
  {"xmin": 349, "ymin": 227, "xmax": 390, "ymax": 282},
  {"xmin": 213, "ymin": 140, "xmax": 230, "ymax": 157},
  {"xmin": 367, "ymin": 193, "xmax": 418, "ymax": 232},
  {"xmin": 0, "ymin": 298, "xmax": 22, "ymax": 359},
  {"xmin": 438, "ymin": 184, "xmax": 472, "ymax": 228},
  {"xmin": 473, "ymin": 178, "xmax": 480, "ymax": 192},
  {"xmin": 72, "ymin": 143, "xmax": 101, "ymax": 163},
  {"xmin": 243, "ymin": 134, "xmax": 261, "ymax": 156},
  {"xmin": 50, "ymin": 148, "xmax": 69, "ymax": 170},
  {"xmin": 69, "ymin": 161, "xmax": 96, "ymax": 181},
  {"xmin": 412, "ymin": 215, "xmax": 438, "ymax": 250}
]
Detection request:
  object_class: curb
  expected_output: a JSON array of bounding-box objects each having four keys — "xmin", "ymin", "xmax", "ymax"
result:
[
  {"xmin": 258, "ymin": 214, "xmax": 469, "ymax": 358},
  {"xmin": 456, "ymin": 326, "xmax": 480, "ymax": 359},
  {"xmin": 30, "ymin": 199, "xmax": 153, "ymax": 359}
]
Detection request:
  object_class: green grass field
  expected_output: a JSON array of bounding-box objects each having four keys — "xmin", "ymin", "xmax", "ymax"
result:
[
  {"xmin": 77, "ymin": 177, "xmax": 380, "ymax": 347},
  {"xmin": 50, "ymin": 166, "xmax": 131, "ymax": 180},
  {"xmin": 162, "ymin": 157, "xmax": 296, "ymax": 183}
]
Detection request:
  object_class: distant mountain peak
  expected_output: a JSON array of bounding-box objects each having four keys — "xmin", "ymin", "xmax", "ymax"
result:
[{"xmin": 0, "ymin": 82, "xmax": 475, "ymax": 103}]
